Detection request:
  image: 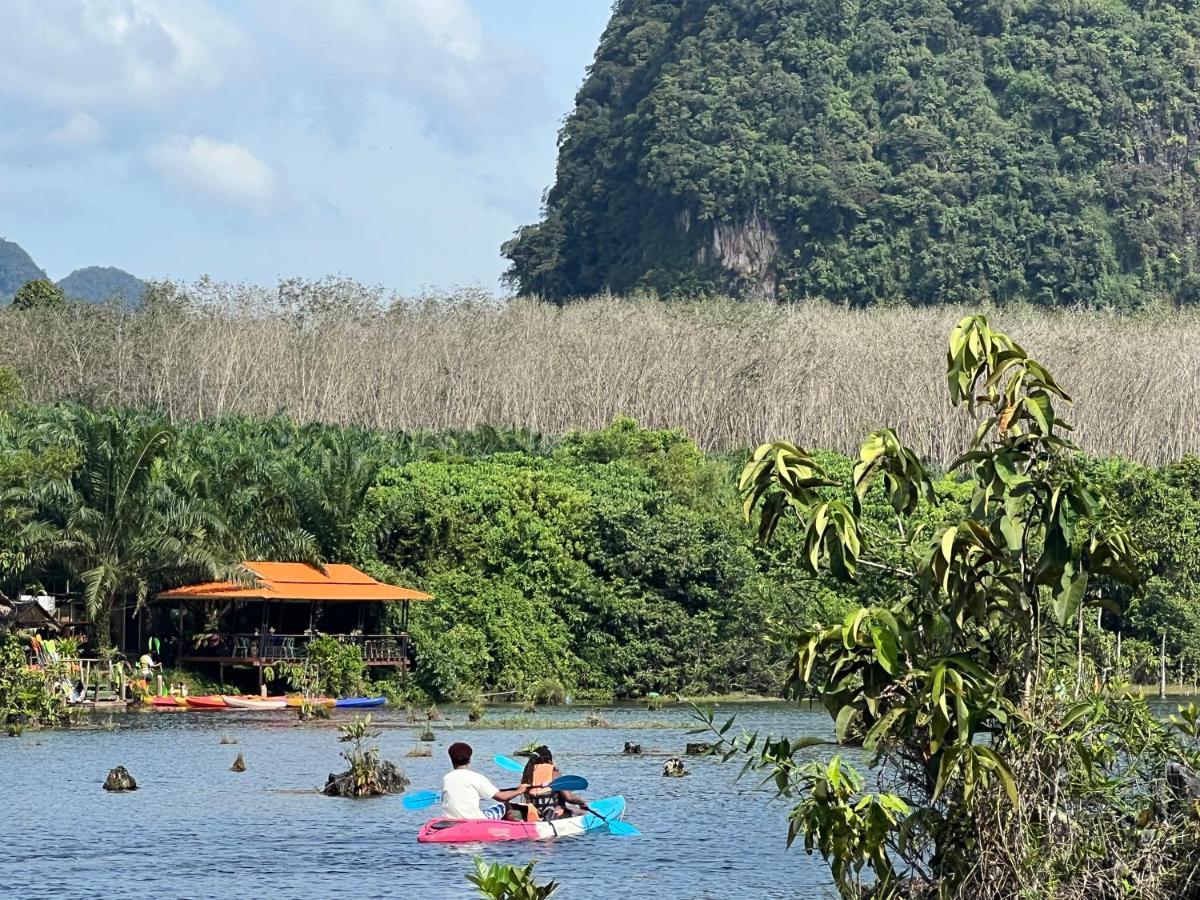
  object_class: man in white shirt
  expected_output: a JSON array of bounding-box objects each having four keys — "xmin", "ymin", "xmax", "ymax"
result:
[{"xmin": 442, "ymin": 741, "xmax": 527, "ymax": 819}]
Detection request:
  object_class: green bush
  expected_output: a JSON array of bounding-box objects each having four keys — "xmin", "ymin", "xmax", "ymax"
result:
[
  {"xmin": 527, "ymin": 677, "xmax": 565, "ymax": 706},
  {"xmin": 467, "ymin": 858, "xmax": 558, "ymax": 899},
  {"xmin": 0, "ymin": 635, "xmax": 68, "ymax": 728},
  {"xmin": 306, "ymin": 634, "xmax": 367, "ymax": 698}
]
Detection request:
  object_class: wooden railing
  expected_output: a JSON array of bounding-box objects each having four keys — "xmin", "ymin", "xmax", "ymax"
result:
[{"xmin": 184, "ymin": 632, "xmax": 409, "ymax": 663}]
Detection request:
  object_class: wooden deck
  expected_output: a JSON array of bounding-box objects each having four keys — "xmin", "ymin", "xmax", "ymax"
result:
[{"xmin": 178, "ymin": 654, "xmax": 408, "ymax": 668}]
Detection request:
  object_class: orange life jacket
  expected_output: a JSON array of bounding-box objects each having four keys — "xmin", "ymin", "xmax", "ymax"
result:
[{"xmin": 524, "ymin": 763, "xmax": 556, "ymax": 822}]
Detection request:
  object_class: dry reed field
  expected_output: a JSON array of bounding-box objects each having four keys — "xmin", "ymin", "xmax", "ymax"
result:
[{"xmin": 3, "ymin": 277, "xmax": 1198, "ymax": 465}]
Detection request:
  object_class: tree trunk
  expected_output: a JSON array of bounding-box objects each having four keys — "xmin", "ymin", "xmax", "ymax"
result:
[{"xmin": 1160, "ymin": 632, "xmax": 1167, "ymax": 700}]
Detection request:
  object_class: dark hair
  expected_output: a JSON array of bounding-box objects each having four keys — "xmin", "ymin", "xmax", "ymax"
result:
[
  {"xmin": 448, "ymin": 742, "xmax": 473, "ymax": 767},
  {"xmin": 535, "ymin": 745, "xmax": 552, "ymax": 762}
]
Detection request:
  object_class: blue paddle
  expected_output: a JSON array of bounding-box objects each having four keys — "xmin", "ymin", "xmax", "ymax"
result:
[
  {"xmin": 495, "ymin": 754, "xmax": 525, "ymax": 773},
  {"xmin": 402, "ymin": 790, "xmax": 440, "ymax": 810},
  {"xmin": 403, "ymin": 775, "xmax": 589, "ymax": 812},
  {"xmin": 581, "ymin": 797, "xmax": 641, "ymax": 836}
]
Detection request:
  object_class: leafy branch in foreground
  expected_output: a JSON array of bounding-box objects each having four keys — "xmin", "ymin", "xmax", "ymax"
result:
[
  {"xmin": 721, "ymin": 315, "xmax": 1200, "ymax": 899},
  {"xmin": 467, "ymin": 858, "xmax": 559, "ymax": 899}
]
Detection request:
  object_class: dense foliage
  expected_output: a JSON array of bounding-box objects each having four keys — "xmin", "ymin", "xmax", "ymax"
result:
[
  {"xmin": 712, "ymin": 316, "xmax": 1200, "ymax": 899},
  {"xmin": 506, "ymin": 0, "xmax": 1200, "ymax": 308},
  {"xmin": 11, "ymin": 279, "xmax": 65, "ymax": 311},
  {"xmin": 0, "ymin": 362, "xmax": 1199, "ymax": 700},
  {"xmin": 0, "ymin": 635, "xmax": 69, "ymax": 730}
]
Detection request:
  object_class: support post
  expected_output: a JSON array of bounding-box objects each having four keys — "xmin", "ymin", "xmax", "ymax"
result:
[{"xmin": 1160, "ymin": 631, "xmax": 1167, "ymax": 700}]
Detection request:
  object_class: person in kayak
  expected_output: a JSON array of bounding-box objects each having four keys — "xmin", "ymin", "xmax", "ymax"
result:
[
  {"xmin": 516, "ymin": 745, "xmax": 593, "ymax": 821},
  {"xmin": 442, "ymin": 741, "xmax": 527, "ymax": 820}
]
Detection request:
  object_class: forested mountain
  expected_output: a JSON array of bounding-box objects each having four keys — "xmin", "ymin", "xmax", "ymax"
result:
[
  {"xmin": 0, "ymin": 238, "xmax": 47, "ymax": 302},
  {"xmin": 504, "ymin": 0, "xmax": 1200, "ymax": 307},
  {"xmin": 57, "ymin": 266, "xmax": 147, "ymax": 305}
]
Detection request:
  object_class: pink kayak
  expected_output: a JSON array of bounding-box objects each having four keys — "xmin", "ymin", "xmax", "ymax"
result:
[{"xmin": 417, "ymin": 796, "xmax": 624, "ymax": 843}]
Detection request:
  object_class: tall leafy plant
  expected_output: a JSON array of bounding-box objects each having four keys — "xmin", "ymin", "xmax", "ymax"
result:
[{"xmin": 716, "ymin": 316, "xmax": 1159, "ymax": 897}]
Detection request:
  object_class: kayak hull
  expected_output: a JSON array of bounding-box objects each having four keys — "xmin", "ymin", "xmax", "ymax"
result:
[
  {"xmin": 417, "ymin": 796, "xmax": 625, "ymax": 844},
  {"xmin": 185, "ymin": 695, "xmax": 229, "ymax": 709},
  {"xmin": 285, "ymin": 696, "xmax": 336, "ymax": 708},
  {"xmin": 224, "ymin": 696, "xmax": 288, "ymax": 710},
  {"xmin": 150, "ymin": 696, "xmax": 187, "ymax": 707},
  {"xmin": 335, "ymin": 697, "xmax": 386, "ymax": 708}
]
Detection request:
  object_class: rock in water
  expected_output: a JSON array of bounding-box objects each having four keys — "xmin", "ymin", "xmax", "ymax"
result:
[
  {"xmin": 231, "ymin": 753, "xmax": 246, "ymax": 772},
  {"xmin": 663, "ymin": 758, "xmax": 689, "ymax": 777},
  {"xmin": 623, "ymin": 742, "xmax": 642, "ymax": 755},
  {"xmin": 323, "ymin": 760, "xmax": 410, "ymax": 798},
  {"xmin": 103, "ymin": 766, "xmax": 138, "ymax": 791},
  {"xmin": 685, "ymin": 742, "xmax": 711, "ymax": 756}
]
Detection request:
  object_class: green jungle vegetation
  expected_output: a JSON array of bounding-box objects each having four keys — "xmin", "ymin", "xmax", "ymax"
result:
[
  {"xmin": 505, "ymin": 0, "xmax": 1200, "ymax": 307},
  {"xmin": 0, "ymin": 362, "xmax": 1197, "ymax": 706},
  {"xmin": 698, "ymin": 315, "xmax": 1200, "ymax": 899}
]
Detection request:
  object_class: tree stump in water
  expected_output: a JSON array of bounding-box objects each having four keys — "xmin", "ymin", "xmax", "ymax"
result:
[
  {"xmin": 323, "ymin": 760, "xmax": 409, "ymax": 798},
  {"xmin": 103, "ymin": 766, "xmax": 138, "ymax": 791},
  {"xmin": 231, "ymin": 753, "xmax": 246, "ymax": 772},
  {"xmin": 663, "ymin": 758, "xmax": 689, "ymax": 777},
  {"xmin": 1167, "ymin": 761, "xmax": 1200, "ymax": 800},
  {"xmin": 623, "ymin": 742, "xmax": 642, "ymax": 755}
]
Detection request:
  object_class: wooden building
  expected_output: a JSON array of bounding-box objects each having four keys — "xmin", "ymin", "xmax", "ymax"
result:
[{"xmin": 154, "ymin": 561, "xmax": 432, "ymax": 687}]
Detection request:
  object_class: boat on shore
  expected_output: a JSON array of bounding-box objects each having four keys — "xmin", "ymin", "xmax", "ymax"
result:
[
  {"xmin": 224, "ymin": 696, "xmax": 288, "ymax": 710},
  {"xmin": 285, "ymin": 696, "xmax": 336, "ymax": 708},
  {"xmin": 184, "ymin": 695, "xmax": 229, "ymax": 709}
]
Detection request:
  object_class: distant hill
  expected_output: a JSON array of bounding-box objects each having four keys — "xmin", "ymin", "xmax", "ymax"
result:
[
  {"xmin": 0, "ymin": 238, "xmax": 48, "ymax": 302},
  {"xmin": 505, "ymin": 1, "xmax": 1200, "ymax": 307},
  {"xmin": 57, "ymin": 266, "xmax": 147, "ymax": 306}
]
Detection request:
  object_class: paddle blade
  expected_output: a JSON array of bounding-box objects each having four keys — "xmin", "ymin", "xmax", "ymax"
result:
[
  {"xmin": 549, "ymin": 775, "xmax": 588, "ymax": 792},
  {"xmin": 494, "ymin": 754, "xmax": 525, "ymax": 773},
  {"xmin": 606, "ymin": 820, "xmax": 641, "ymax": 837},
  {"xmin": 402, "ymin": 790, "xmax": 439, "ymax": 811}
]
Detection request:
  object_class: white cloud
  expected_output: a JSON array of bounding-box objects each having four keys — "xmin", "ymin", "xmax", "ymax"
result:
[
  {"xmin": 50, "ymin": 112, "xmax": 101, "ymax": 146},
  {"xmin": 255, "ymin": 0, "xmax": 551, "ymax": 147},
  {"xmin": 149, "ymin": 136, "xmax": 280, "ymax": 216},
  {"xmin": 0, "ymin": 0, "xmax": 246, "ymax": 110}
]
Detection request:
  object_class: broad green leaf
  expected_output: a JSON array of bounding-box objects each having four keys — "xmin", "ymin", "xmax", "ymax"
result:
[
  {"xmin": 871, "ymin": 625, "xmax": 901, "ymax": 676},
  {"xmin": 1053, "ymin": 570, "xmax": 1088, "ymax": 627}
]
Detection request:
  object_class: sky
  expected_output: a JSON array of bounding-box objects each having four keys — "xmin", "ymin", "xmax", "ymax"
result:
[{"xmin": 0, "ymin": 0, "xmax": 613, "ymax": 293}]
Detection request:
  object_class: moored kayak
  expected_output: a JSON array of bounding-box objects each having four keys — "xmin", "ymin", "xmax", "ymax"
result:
[
  {"xmin": 335, "ymin": 697, "xmax": 386, "ymax": 708},
  {"xmin": 185, "ymin": 695, "xmax": 229, "ymax": 709},
  {"xmin": 150, "ymin": 695, "xmax": 187, "ymax": 707},
  {"xmin": 417, "ymin": 796, "xmax": 625, "ymax": 844},
  {"xmin": 285, "ymin": 696, "xmax": 336, "ymax": 708},
  {"xmin": 224, "ymin": 696, "xmax": 288, "ymax": 710}
]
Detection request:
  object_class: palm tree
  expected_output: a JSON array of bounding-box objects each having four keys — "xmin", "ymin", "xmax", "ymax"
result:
[
  {"xmin": 46, "ymin": 408, "xmax": 232, "ymax": 648},
  {"xmin": 176, "ymin": 415, "xmax": 321, "ymax": 562}
]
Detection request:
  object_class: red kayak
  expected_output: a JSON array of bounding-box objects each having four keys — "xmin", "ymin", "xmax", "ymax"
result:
[{"xmin": 185, "ymin": 695, "xmax": 230, "ymax": 709}]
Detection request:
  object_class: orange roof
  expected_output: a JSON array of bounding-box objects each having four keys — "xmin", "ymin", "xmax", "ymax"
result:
[{"xmin": 156, "ymin": 561, "xmax": 432, "ymax": 603}]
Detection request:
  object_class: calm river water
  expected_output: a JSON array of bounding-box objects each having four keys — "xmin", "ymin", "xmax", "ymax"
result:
[{"xmin": 1, "ymin": 702, "xmax": 842, "ymax": 899}]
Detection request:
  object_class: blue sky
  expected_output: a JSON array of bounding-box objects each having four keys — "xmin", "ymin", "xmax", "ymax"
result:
[{"xmin": 0, "ymin": 1, "xmax": 612, "ymax": 292}]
